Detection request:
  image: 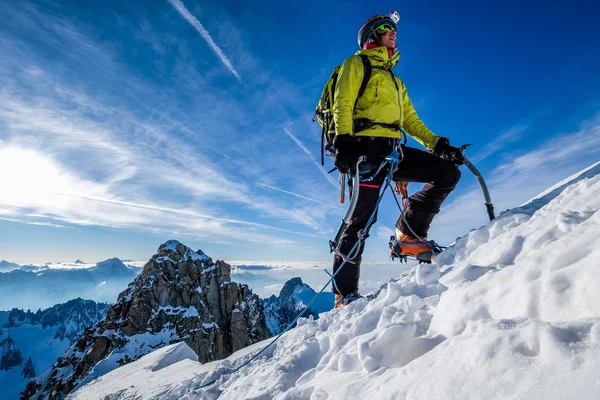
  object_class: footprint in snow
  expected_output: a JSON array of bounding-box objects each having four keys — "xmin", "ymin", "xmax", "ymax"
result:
[{"xmin": 556, "ymin": 209, "xmax": 596, "ymax": 233}]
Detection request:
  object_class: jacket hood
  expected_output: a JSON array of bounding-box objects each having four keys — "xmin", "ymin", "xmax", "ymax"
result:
[{"xmin": 356, "ymin": 46, "xmax": 400, "ymax": 69}]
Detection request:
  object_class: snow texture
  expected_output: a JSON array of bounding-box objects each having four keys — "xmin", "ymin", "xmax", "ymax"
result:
[{"xmin": 71, "ymin": 162, "xmax": 600, "ymax": 400}]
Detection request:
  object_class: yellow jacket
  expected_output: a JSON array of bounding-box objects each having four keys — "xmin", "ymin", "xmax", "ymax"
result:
[{"xmin": 333, "ymin": 46, "xmax": 440, "ymax": 150}]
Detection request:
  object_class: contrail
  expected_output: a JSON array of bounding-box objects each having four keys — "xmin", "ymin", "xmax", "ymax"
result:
[
  {"xmin": 257, "ymin": 182, "xmax": 345, "ymax": 211},
  {"xmin": 54, "ymin": 192, "xmax": 325, "ymax": 239},
  {"xmin": 283, "ymin": 128, "xmax": 338, "ymax": 190},
  {"xmin": 167, "ymin": 0, "xmax": 242, "ymax": 81}
]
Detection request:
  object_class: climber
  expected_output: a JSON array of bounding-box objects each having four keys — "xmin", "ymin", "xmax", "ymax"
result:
[{"xmin": 330, "ymin": 12, "xmax": 463, "ymax": 308}]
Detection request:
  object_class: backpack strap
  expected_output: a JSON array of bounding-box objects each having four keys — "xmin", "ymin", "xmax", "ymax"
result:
[
  {"xmin": 351, "ymin": 55, "xmax": 372, "ymax": 137},
  {"xmin": 319, "ymin": 55, "xmax": 373, "ymax": 165},
  {"xmin": 357, "ymin": 55, "xmax": 372, "ymax": 103}
]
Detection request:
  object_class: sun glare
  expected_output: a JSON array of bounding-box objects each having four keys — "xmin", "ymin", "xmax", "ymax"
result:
[{"xmin": 0, "ymin": 146, "xmax": 76, "ymax": 205}]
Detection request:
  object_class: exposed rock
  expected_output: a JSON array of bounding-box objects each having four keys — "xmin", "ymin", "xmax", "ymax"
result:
[
  {"xmin": 21, "ymin": 357, "xmax": 36, "ymax": 379},
  {"xmin": 263, "ymin": 277, "xmax": 334, "ymax": 335},
  {"xmin": 6, "ymin": 298, "xmax": 111, "ymax": 344},
  {"xmin": 22, "ymin": 240, "xmax": 269, "ymax": 399},
  {"xmin": 0, "ymin": 336, "xmax": 23, "ymax": 371}
]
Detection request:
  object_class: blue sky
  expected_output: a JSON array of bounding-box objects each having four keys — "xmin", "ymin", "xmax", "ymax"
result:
[{"xmin": 0, "ymin": 0, "xmax": 599, "ymax": 264}]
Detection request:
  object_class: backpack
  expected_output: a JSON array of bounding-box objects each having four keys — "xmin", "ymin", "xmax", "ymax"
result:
[{"xmin": 314, "ymin": 54, "xmax": 372, "ymax": 166}]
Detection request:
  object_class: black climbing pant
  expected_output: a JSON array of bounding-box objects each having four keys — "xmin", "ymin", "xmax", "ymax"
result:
[{"xmin": 332, "ymin": 139, "xmax": 461, "ymax": 295}]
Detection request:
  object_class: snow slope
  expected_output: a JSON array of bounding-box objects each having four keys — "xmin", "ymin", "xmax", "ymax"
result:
[{"xmin": 72, "ymin": 162, "xmax": 600, "ymax": 400}]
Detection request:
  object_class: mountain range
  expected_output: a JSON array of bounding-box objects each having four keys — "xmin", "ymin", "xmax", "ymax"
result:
[
  {"xmin": 22, "ymin": 240, "xmax": 272, "ymax": 399},
  {"xmin": 0, "ymin": 298, "xmax": 110, "ymax": 400},
  {"xmin": 60, "ymin": 162, "xmax": 600, "ymax": 399},
  {"xmin": 0, "ymin": 259, "xmax": 140, "ymax": 310},
  {"xmin": 0, "ymin": 272, "xmax": 331, "ymax": 399}
]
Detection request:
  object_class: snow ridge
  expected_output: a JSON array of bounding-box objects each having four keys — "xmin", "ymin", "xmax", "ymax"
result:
[{"xmin": 71, "ymin": 163, "xmax": 600, "ymax": 400}]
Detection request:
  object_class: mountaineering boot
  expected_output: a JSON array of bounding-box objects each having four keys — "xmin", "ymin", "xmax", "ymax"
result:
[
  {"xmin": 389, "ymin": 230, "xmax": 441, "ymax": 263},
  {"xmin": 334, "ymin": 291, "xmax": 362, "ymax": 308}
]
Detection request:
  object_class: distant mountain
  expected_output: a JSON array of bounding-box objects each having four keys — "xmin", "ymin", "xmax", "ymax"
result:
[
  {"xmin": 0, "ymin": 336, "xmax": 22, "ymax": 371},
  {"xmin": 0, "ymin": 298, "xmax": 110, "ymax": 400},
  {"xmin": 0, "ymin": 258, "xmax": 139, "ymax": 310},
  {"xmin": 23, "ymin": 240, "xmax": 270, "ymax": 399},
  {"xmin": 74, "ymin": 259, "xmax": 85, "ymax": 264},
  {"xmin": 90, "ymin": 258, "xmax": 136, "ymax": 278},
  {"xmin": 5, "ymin": 298, "xmax": 111, "ymax": 344},
  {"xmin": 262, "ymin": 277, "xmax": 334, "ymax": 335},
  {"xmin": 0, "ymin": 260, "xmax": 20, "ymax": 273},
  {"xmin": 19, "ymin": 265, "xmax": 45, "ymax": 273}
]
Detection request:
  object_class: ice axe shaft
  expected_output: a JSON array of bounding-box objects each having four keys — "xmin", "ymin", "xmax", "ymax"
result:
[
  {"xmin": 462, "ymin": 154, "xmax": 495, "ymax": 221},
  {"xmin": 330, "ymin": 157, "xmax": 366, "ymax": 252}
]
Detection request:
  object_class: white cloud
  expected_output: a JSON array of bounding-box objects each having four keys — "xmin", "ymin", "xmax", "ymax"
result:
[
  {"xmin": 0, "ymin": 143, "xmax": 326, "ymax": 245},
  {"xmin": 257, "ymin": 182, "xmax": 345, "ymax": 211},
  {"xmin": 263, "ymin": 284, "xmax": 284, "ymax": 295},
  {"xmin": 375, "ymin": 225, "xmax": 395, "ymax": 241},
  {"xmin": 167, "ymin": 0, "xmax": 242, "ymax": 81},
  {"xmin": 470, "ymin": 124, "xmax": 529, "ymax": 163},
  {"xmin": 0, "ymin": 78, "xmax": 336, "ymax": 234},
  {"xmin": 0, "ymin": 216, "xmax": 66, "ymax": 228}
]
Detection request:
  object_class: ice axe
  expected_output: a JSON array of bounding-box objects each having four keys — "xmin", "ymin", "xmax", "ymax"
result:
[{"xmin": 459, "ymin": 144, "xmax": 495, "ymax": 221}]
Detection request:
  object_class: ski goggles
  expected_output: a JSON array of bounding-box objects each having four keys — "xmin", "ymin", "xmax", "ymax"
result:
[{"xmin": 375, "ymin": 23, "xmax": 396, "ymax": 33}]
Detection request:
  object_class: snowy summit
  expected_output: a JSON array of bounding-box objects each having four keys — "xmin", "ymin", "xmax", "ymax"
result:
[
  {"xmin": 68, "ymin": 162, "xmax": 600, "ymax": 399},
  {"xmin": 22, "ymin": 240, "xmax": 269, "ymax": 399}
]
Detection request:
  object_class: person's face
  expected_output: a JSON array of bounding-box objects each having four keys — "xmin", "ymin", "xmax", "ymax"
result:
[{"xmin": 379, "ymin": 29, "xmax": 396, "ymax": 50}]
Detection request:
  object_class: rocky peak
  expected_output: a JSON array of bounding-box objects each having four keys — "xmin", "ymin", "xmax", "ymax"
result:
[
  {"xmin": 5, "ymin": 299, "xmax": 110, "ymax": 343},
  {"xmin": 91, "ymin": 258, "xmax": 133, "ymax": 278},
  {"xmin": 22, "ymin": 240, "xmax": 269, "ymax": 399},
  {"xmin": 279, "ymin": 277, "xmax": 304, "ymax": 299},
  {"xmin": 263, "ymin": 277, "xmax": 334, "ymax": 335},
  {"xmin": 0, "ymin": 336, "xmax": 23, "ymax": 371},
  {"xmin": 22, "ymin": 357, "xmax": 36, "ymax": 379}
]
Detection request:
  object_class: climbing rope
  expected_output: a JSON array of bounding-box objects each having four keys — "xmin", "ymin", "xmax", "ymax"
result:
[{"xmin": 175, "ymin": 147, "xmax": 402, "ymax": 397}]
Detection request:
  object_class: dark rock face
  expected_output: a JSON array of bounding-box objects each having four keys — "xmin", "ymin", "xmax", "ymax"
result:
[
  {"xmin": 22, "ymin": 240, "xmax": 270, "ymax": 399},
  {"xmin": 6, "ymin": 298, "xmax": 111, "ymax": 344},
  {"xmin": 262, "ymin": 277, "xmax": 334, "ymax": 335},
  {"xmin": 0, "ymin": 336, "xmax": 23, "ymax": 371},
  {"xmin": 21, "ymin": 357, "xmax": 36, "ymax": 379}
]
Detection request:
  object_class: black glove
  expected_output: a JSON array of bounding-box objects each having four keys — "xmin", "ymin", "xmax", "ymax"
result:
[
  {"xmin": 434, "ymin": 137, "xmax": 464, "ymax": 165},
  {"xmin": 333, "ymin": 134, "xmax": 359, "ymax": 173}
]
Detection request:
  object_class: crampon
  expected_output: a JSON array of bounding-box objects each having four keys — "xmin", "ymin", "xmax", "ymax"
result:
[{"xmin": 389, "ymin": 235, "xmax": 444, "ymax": 264}]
